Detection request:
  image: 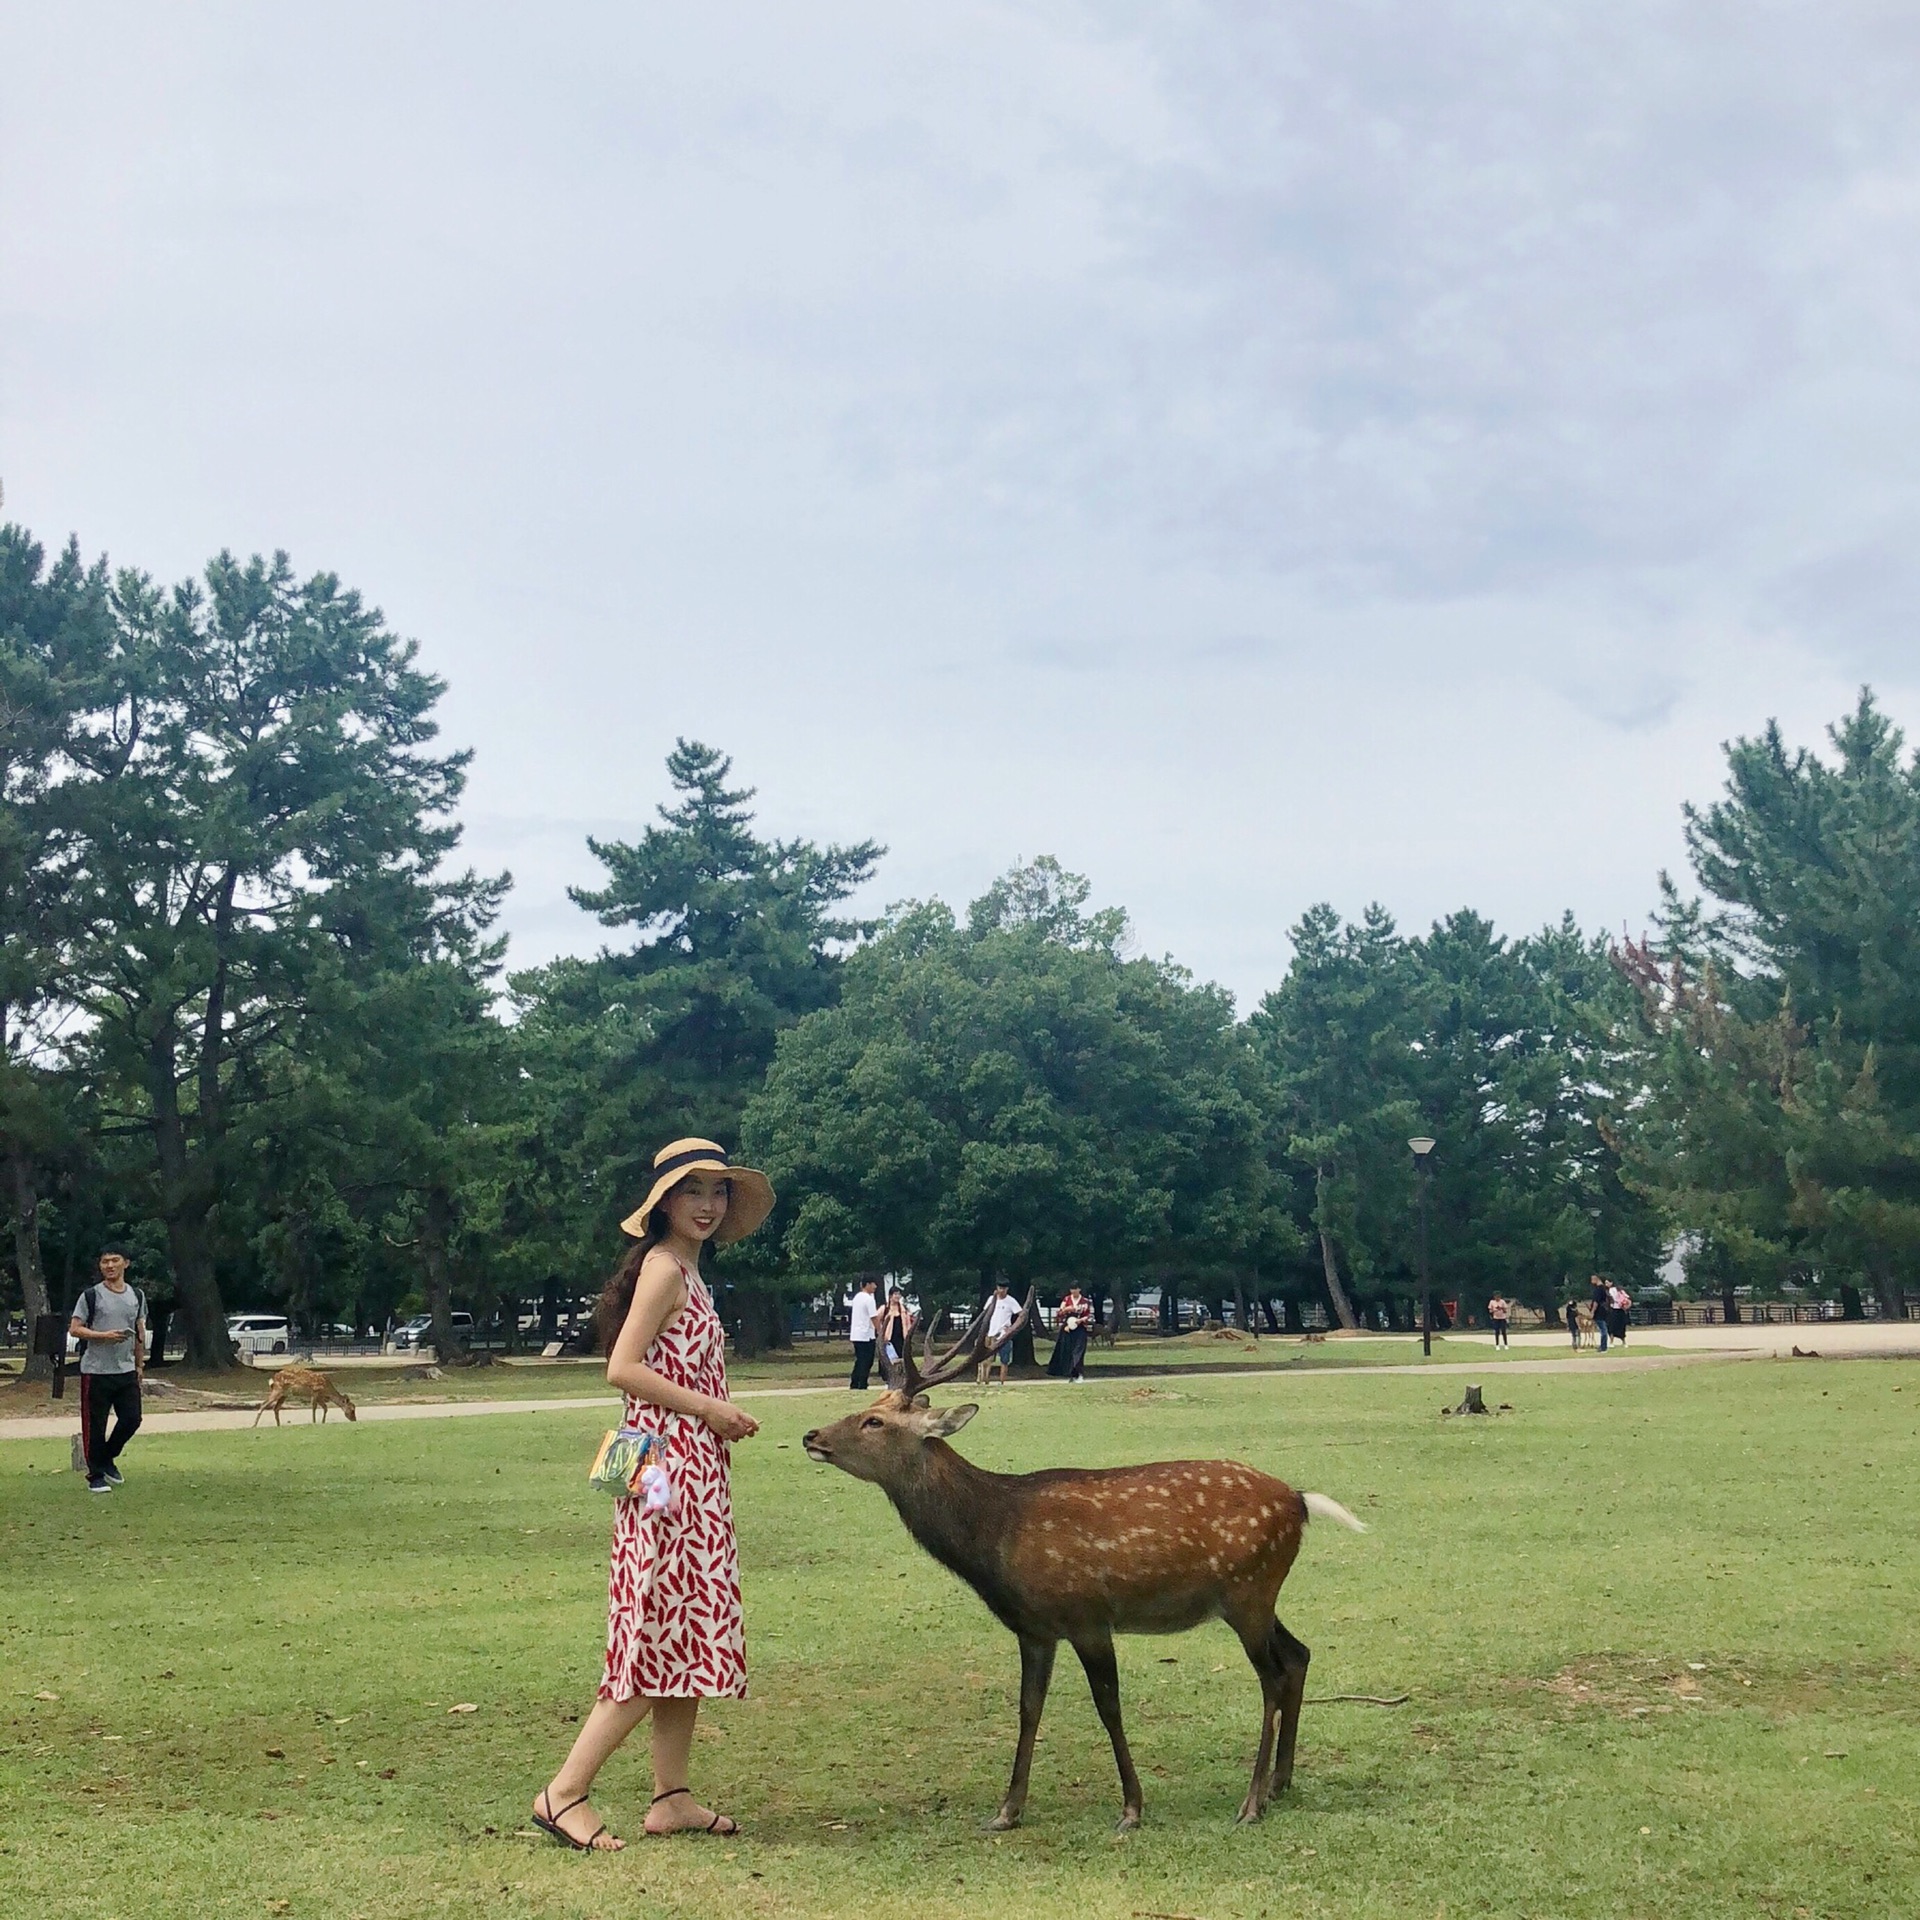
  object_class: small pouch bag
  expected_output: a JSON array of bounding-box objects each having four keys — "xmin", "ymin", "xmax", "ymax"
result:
[{"xmin": 589, "ymin": 1425, "xmax": 669, "ymax": 1499}]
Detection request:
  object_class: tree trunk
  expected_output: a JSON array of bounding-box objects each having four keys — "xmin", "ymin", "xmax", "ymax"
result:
[
  {"xmin": 1234, "ymin": 1281, "xmax": 1251, "ymax": 1335},
  {"xmin": 1720, "ymin": 1284, "xmax": 1740, "ymax": 1326},
  {"xmin": 1869, "ymin": 1268, "xmax": 1906, "ymax": 1322},
  {"xmin": 1159, "ymin": 1271, "xmax": 1177, "ymax": 1335},
  {"xmin": 150, "ymin": 1036, "xmax": 235, "ymax": 1370},
  {"xmin": 1840, "ymin": 1283, "xmax": 1865, "ymax": 1322},
  {"xmin": 421, "ymin": 1184, "xmax": 469, "ymax": 1364},
  {"xmin": 147, "ymin": 1300, "xmax": 173, "ymax": 1368},
  {"xmin": 1012, "ymin": 1291, "xmax": 1039, "ymax": 1371},
  {"xmin": 8, "ymin": 1145, "xmax": 54, "ymax": 1380},
  {"xmin": 1318, "ymin": 1227, "xmax": 1360, "ymax": 1330},
  {"xmin": 164, "ymin": 1205, "xmax": 230, "ymax": 1369},
  {"xmin": 728, "ymin": 1284, "xmax": 786, "ymax": 1358},
  {"xmin": 1283, "ymin": 1295, "xmax": 1303, "ymax": 1333}
]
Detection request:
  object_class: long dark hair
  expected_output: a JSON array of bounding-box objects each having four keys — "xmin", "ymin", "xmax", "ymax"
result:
[{"xmin": 591, "ymin": 1176, "xmax": 719, "ymax": 1353}]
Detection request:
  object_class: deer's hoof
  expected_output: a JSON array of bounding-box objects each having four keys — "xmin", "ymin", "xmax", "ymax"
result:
[
  {"xmin": 983, "ymin": 1809, "xmax": 1021, "ymax": 1833},
  {"xmin": 1114, "ymin": 1808, "xmax": 1141, "ymax": 1833},
  {"xmin": 1235, "ymin": 1795, "xmax": 1266, "ymax": 1825}
]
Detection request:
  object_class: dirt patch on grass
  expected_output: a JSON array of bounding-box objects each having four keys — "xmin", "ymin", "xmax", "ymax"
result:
[
  {"xmin": 1526, "ymin": 1653, "xmax": 1919, "ymax": 1722},
  {"xmin": 0, "ymin": 1370, "xmax": 264, "ymax": 1419}
]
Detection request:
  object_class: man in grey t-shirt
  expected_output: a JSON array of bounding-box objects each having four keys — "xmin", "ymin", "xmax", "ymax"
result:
[{"xmin": 70, "ymin": 1251, "xmax": 146, "ymax": 1492}]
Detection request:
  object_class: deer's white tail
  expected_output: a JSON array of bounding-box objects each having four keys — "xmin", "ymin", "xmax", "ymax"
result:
[{"xmin": 1303, "ymin": 1491, "xmax": 1368, "ymax": 1533}]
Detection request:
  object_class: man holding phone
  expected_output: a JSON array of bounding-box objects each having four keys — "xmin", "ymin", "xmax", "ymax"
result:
[{"xmin": 70, "ymin": 1251, "xmax": 145, "ymax": 1493}]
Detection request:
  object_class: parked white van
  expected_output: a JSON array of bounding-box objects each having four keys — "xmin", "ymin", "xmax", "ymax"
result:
[{"xmin": 227, "ymin": 1314, "xmax": 292, "ymax": 1358}]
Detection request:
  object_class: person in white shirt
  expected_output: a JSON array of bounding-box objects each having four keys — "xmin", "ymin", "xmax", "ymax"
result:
[
  {"xmin": 977, "ymin": 1281, "xmax": 1020, "ymax": 1387},
  {"xmin": 847, "ymin": 1277, "xmax": 880, "ymax": 1390}
]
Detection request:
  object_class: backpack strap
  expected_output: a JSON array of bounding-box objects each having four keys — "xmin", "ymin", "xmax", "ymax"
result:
[{"xmin": 81, "ymin": 1285, "xmax": 99, "ymax": 1325}]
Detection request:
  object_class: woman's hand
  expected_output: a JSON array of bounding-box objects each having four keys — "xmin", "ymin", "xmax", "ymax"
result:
[{"xmin": 702, "ymin": 1398, "xmax": 759, "ymax": 1443}]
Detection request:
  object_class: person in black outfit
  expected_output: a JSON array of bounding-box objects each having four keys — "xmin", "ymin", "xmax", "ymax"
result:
[
  {"xmin": 70, "ymin": 1251, "xmax": 146, "ymax": 1491},
  {"xmin": 1590, "ymin": 1274, "xmax": 1613, "ymax": 1352}
]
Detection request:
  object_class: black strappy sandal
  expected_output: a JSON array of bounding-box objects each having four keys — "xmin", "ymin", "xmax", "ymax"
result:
[
  {"xmin": 534, "ymin": 1788, "xmax": 620, "ymax": 1852},
  {"xmin": 649, "ymin": 1787, "xmax": 739, "ymax": 1836}
]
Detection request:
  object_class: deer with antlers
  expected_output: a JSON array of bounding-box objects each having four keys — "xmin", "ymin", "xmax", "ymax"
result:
[{"xmin": 802, "ymin": 1290, "xmax": 1366, "ymax": 1830}]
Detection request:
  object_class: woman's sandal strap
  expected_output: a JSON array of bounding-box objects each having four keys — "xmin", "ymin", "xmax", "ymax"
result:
[
  {"xmin": 651, "ymin": 1787, "xmax": 691, "ymax": 1806},
  {"xmin": 537, "ymin": 1790, "xmax": 618, "ymax": 1850}
]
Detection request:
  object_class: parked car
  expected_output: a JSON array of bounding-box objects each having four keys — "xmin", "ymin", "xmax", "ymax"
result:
[
  {"xmin": 389, "ymin": 1312, "xmax": 473, "ymax": 1352},
  {"xmin": 226, "ymin": 1314, "xmax": 291, "ymax": 1358}
]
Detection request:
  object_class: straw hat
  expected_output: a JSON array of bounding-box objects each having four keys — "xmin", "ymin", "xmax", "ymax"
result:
[{"xmin": 619, "ymin": 1138, "xmax": 775, "ymax": 1246}]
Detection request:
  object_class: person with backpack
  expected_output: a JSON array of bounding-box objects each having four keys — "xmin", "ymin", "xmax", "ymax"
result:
[
  {"xmin": 1608, "ymin": 1282, "xmax": 1632, "ymax": 1348},
  {"xmin": 69, "ymin": 1250, "xmax": 145, "ymax": 1492}
]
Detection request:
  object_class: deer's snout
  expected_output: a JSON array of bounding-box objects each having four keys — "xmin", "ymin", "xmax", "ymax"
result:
[{"xmin": 802, "ymin": 1427, "xmax": 832, "ymax": 1462}]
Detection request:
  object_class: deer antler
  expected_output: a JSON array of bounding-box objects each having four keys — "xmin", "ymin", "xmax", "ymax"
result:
[{"xmin": 915, "ymin": 1288, "xmax": 1036, "ymax": 1393}]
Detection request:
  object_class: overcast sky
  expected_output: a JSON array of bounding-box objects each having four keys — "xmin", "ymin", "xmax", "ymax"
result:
[{"xmin": 5, "ymin": 3, "xmax": 1917, "ymax": 1004}]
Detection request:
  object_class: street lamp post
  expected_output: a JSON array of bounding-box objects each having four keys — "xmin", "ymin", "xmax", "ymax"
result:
[{"xmin": 1409, "ymin": 1137, "xmax": 1436, "ymax": 1358}]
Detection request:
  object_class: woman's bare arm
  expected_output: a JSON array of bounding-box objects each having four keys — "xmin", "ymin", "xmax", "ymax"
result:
[{"xmin": 606, "ymin": 1251, "xmax": 758, "ymax": 1440}]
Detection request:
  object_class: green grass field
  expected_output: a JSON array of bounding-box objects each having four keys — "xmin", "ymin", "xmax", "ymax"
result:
[{"xmin": 3, "ymin": 1359, "xmax": 1915, "ymax": 1920}]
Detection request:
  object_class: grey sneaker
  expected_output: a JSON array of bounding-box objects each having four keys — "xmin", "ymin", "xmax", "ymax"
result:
[
  {"xmin": 103, "ymin": 1464, "xmax": 124, "ymax": 1485},
  {"xmin": 88, "ymin": 1477, "xmax": 112, "ymax": 1494}
]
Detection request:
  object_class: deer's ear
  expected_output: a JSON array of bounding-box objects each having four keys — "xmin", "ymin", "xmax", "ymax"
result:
[{"xmin": 924, "ymin": 1403, "xmax": 978, "ymax": 1437}]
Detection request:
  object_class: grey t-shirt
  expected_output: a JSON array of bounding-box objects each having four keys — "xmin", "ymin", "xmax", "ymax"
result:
[{"xmin": 72, "ymin": 1283, "xmax": 144, "ymax": 1375}]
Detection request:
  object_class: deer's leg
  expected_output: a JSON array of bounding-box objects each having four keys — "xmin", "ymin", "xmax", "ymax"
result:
[
  {"xmin": 1072, "ymin": 1632, "xmax": 1143, "ymax": 1830},
  {"xmin": 987, "ymin": 1634, "xmax": 1056, "ymax": 1830},
  {"xmin": 1233, "ymin": 1618, "xmax": 1283, "ymax": 1823},
  {"xmin": 1265, "ymin": 1618, "xmax": 1311, "ymax": 1799},
  {"xmin": 1231, "ymin": 1609, "xmax": 1308, "ymax": 1822}
]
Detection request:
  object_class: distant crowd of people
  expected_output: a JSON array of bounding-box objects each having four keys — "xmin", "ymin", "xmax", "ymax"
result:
[
  {"xmin": 843, "ymin": 1273, "xmax": 1093, "ymax": 1389},
  {"xmin": 849, "ymin": 1275, "xmax": 1637, "ymax": 1374},
  {"xmin": 1562, "ymin": 1276, "xmax": 1633, "ymax": 1350}
]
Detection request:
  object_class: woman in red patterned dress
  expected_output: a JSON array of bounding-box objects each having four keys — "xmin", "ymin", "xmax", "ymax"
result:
[{"xmin": 534, "ymin": 1138, "xmax": 774, "ymax": 1852}]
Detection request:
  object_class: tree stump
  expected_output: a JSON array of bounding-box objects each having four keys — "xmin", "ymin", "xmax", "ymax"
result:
[{"xmin": 1449, "ymin": 1383, "xmax": 1490, "ymax": 1416}]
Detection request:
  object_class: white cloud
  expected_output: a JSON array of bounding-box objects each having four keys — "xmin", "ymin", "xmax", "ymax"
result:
[{"xmin": 2, "ymin": 1, "xmax": 1916, "ymax": 1002}]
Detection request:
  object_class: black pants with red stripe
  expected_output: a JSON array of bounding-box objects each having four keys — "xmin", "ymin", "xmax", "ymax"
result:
[{"xmin": 80, "ymin": 1371, "xmax": 142, "ymax": 1477}]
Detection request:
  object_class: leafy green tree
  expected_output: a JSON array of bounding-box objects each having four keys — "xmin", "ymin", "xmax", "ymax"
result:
[
  {"xmin": 1617, "ymin": 691, "xmax": 1920, "ymax": 1319},
  {"xmin": 509, "ymin": 741, "xmax": 881, "ymax": 1345},
  {"xmin": 1413, "ymin": 912, "xmax": 1659, "ymax": 1316},
  {"xmin": 0, "ymin": 525, "xmax": 116, "ymax": 1372},
  {"xmin": 745, "ymin": 860, "xmax": 1265, "ymax": 1348},
  {"xmin": 66, "ymin": 550, "xmax": 476, "ymax": 1368},
  {"xmin": 1249, "ymin": 904, "xmax": 1424, "ymax": 1328}
]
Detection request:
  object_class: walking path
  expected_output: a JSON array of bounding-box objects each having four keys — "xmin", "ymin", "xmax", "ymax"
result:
[{"xmin": 10, "ymin": 1332, "xmax": 1914, "ymax": 1445}]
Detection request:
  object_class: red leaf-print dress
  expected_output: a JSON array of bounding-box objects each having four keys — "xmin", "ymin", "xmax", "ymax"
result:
[{"xmin": 600, "ymin": 1260, "xmax": 747, "ymax": 1702}]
